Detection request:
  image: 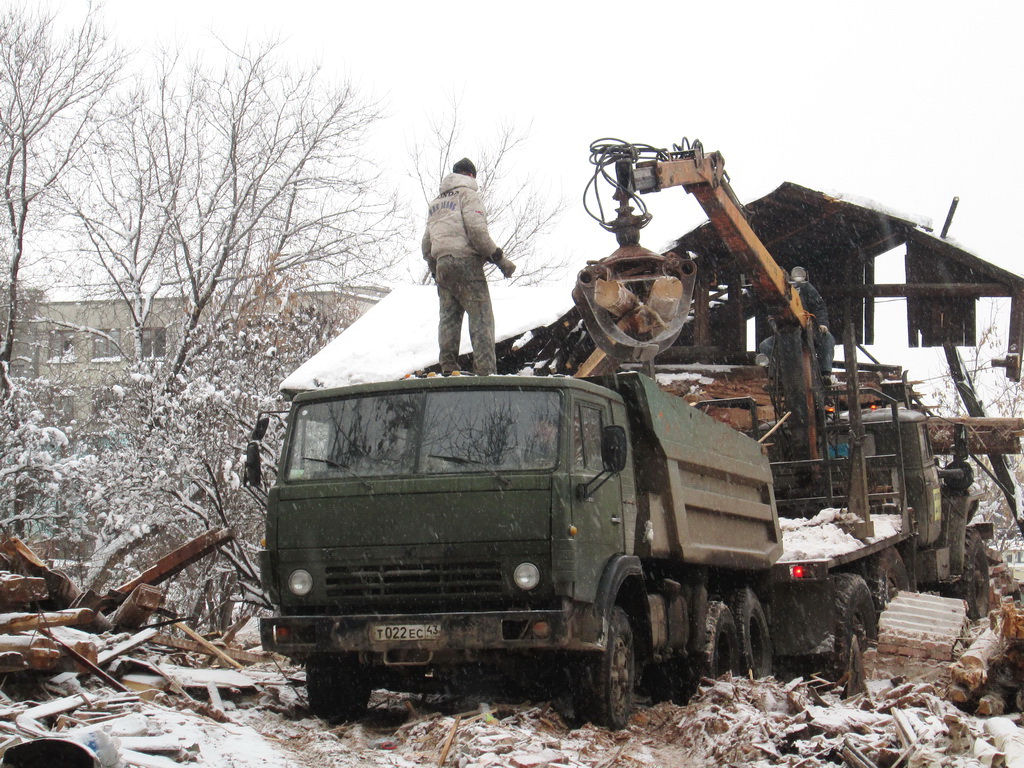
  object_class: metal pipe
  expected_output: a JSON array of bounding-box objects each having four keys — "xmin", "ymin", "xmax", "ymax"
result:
[{"xmin": 941, "ymin": 196, "xmax": 960, "ymax": 239}]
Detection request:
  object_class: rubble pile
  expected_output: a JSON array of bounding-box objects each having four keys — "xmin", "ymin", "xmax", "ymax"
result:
[
  {"xmin": 0, "ymin": 531, "xmax": 306, "ymax": 766},
  {"xmin": 951, "ymin": 602, "xmax": 1024, "ymax": 716}
]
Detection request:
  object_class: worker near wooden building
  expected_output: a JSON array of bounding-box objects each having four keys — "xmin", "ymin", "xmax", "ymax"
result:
[
  {"xmin": 760, "ymin": 266, "xmax": 836, "ymax": 377},
  {"xmin": 422, "ymin": 158, "xmax": 517, "ymax": 376}
]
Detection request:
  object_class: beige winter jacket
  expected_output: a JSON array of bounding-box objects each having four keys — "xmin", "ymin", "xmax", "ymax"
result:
[{"xmin": 421, "ymin": 173, "xmax": 500, "ymax": 271}]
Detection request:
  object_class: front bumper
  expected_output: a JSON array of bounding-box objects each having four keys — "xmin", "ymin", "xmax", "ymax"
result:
[{"xmin": 261, "ymin": 607, "xmax": 594, "ymax": 659}]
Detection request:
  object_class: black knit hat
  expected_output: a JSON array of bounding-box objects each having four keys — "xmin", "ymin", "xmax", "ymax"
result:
[{"xmin": 453, "ymin": 158, "xmax": 477, "ymax": 177}]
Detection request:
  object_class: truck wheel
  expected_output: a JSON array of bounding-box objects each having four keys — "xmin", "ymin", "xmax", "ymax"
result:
[
  {"xmin": 868, "ymin": 548, "xmax": 909, "ymax": 612},
  {"xmin": 730, "ymin": 588, "xmax": 772, "ymax": 678},
  {"xmin": 573, "ymin": 606, "xmax": 635, "ymax": 730},
  {"xmin": 829, "ymin": 574, "xmax": 876, "ymax": 696},
  {"xmin": 957, "ymin": 531, "xmax": 990, "ymax": 620},
  {"xmin": 703, "ymin": 601, "xmax": 740, "ymax": 678},
  {"xmin": 306, "ymin": 654, "xmax": 371, "ymax": 721}
]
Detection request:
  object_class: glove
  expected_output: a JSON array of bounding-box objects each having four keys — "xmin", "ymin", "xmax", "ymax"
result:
[
  {"xmin": 498, "ymin": 257, "xmax": 517, "ymax": 279},
  {"xmin": 489, "ymin": 247, "xmax": 504, "ymax": 264}
]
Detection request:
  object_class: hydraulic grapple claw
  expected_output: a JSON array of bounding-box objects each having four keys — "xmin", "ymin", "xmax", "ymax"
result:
[{"xmin": 572, "ymin": 245, "xmax": 697, "ymax": 364}]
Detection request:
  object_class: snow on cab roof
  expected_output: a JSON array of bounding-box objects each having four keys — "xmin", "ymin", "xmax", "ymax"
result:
[{"xmin": 280, "ymin": 284, "xmax": 572, "ymax": 395}]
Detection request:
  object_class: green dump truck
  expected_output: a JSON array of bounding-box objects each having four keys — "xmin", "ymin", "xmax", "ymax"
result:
[{"xmin": 253, "ymin": 369, "xmax": 986, "ymax": 728}]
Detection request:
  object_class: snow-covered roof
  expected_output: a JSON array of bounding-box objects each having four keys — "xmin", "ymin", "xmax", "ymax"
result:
[{"xmin": 280, "ymin": 284, "xmax": 573, "ymax": 394}]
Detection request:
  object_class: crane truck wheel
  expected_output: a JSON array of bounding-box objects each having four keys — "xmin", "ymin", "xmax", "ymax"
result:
[
  {"xmin": 730, "ymin": 588, "xmax": 772, "ymax": 679},
  {"xmin": 867, "ymin": 548, "xmax": 909, "ymax": 612},
  {"xmin": 703, "ymin": 601, "xmax": 741, "ymax": 679},
  {"xmin": 306, "ymin": 654, "xmax": 371, "ymax": 722},
  {"xmin": 828, "ymin": 574, "xmax": 876, "ymax": 696},
  {"xmin": 957, "ymin": 531, "xmax": 991, "ymax": 621},
  {"xmin": 572, "ymin": 606, "xmax": 635, "ymax": 730}
]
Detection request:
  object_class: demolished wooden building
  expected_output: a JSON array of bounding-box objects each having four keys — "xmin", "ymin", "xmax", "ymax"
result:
[{"xmin": 469, "ymin": 183, "xmax": 1024, "ymax": 461}]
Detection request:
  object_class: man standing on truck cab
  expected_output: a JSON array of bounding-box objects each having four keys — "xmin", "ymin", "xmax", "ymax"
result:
[{"xmin": 422, "ymin": 158, "xmax": 517, "ymax": 376}]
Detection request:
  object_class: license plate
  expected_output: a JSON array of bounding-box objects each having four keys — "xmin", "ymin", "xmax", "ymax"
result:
[{"xmin": 370, "ymin": 623, "xmax": 442, "ymax": 642}]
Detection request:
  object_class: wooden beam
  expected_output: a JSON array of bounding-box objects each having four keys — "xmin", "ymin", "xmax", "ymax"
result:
[
  {"xmin": 825, "ymin": 283, "xmax": 1009, "ymax": 299},
  {"xmin": 0, "ymin": 572, "xmax": 48, "ymax": 609},
  {"xmin": 110, "ymin": 528, "xmax": 235, "ymax": 599},
  {"xmin": 111, "ymin": 584, "xmax": 165, "ymax": 629},
  {"xmin": 0, "ymin": 608, "xmax": 94, "ymax": 633}
]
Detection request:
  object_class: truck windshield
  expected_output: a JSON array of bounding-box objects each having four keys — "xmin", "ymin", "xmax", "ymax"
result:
[{"xmin": 285, "ymin": 389, "xmax": 561, "ymax": 481}]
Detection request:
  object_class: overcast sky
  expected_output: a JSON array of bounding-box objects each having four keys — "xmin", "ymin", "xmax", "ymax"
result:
[
  {"xmin": 91, "ymin": 0, "xmax": 1023, "ymax": 272},
  {"xmin": 69, "ymin": 0, "xmax": 1024, "ymax": 390}
]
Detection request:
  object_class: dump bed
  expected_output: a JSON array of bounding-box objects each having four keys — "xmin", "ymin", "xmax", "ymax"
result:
[{"xmin": 599, "ymin": 373, "xmax": 782, "ymax": 570}]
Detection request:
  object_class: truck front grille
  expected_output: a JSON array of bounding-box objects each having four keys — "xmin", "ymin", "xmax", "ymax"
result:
[{"xmin": 324, "ymin": 561, "xmax": 504, "ymax": 605}]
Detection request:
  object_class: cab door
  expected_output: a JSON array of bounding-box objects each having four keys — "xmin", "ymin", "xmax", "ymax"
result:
[{"xmin": 569, "ymin": 396, "xmax": 627, "ymax": 602}]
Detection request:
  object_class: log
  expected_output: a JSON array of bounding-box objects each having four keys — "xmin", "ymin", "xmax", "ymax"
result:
[
  {"xmin": 1001, "ymin": 602, "xmax": 1024, "ymax": 641},
  {"xmin": 109, "ymin": 528, "xmax": 235, "ymax": 601},
  {"xmin": 110, "ymin": 584, "xmax": 164, "ymax": 629},
  {"xmin": 978, "ymin": 692, "xmax": 1007, "ymax": 716},
  {"xmin": 48, "ymin": 626, "xmax": 99, "ymax": 673},
  {"xmin": 950, "ymin": 628, "xmax": 1003, "ymax": 694},
  {"xmin": 0, "ymin": 573, "xmax": 48, "ymax": 609},
  {"xmin": 0, "ymin": 608, "xmax": 94, "ymax": 634},
  {"xmin": 0, "ymin": 634, "xmax": 62, "ymax": 671}
]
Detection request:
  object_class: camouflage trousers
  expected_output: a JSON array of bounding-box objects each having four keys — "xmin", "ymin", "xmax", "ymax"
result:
[{"xmin": 435, "ymin": 255, "xmax": 495, "ymax": 375}]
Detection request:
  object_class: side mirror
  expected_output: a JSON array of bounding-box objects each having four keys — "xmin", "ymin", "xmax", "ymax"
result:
[
  {"xmin": 251, "ymin": 415, "xmax": 270, "ymax": 441},
  {"xmin": 601, "ymin": 425, "xmax": 628, "ymax": 473},
  {"xmin": 244, "ymin": 442, "xmax": 262, "ymax": 488}
]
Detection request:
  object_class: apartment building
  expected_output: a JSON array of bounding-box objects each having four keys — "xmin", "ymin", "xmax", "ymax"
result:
[{"xmin": 9, "ymin": 286, "xmax": 388, "ymax": 423}]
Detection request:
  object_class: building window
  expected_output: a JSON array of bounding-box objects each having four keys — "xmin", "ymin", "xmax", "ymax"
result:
[
  {"xmin": 140, "ymin": 327, "xmax": 167, "ymax": 359},
  {"xmin": 92, "ymin": 330, "xmax": 122, "ymax": 360},
  {"xmin": 48, "ymin": 329, "xmax": 75, "ymax": 361}
]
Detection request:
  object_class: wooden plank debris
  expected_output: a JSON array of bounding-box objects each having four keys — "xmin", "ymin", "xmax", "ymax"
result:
[
  {"xmin": 149, "ymin": 630, "xmax": 268, "ymax": 665},
  {"xmin": 172, "ymin": 621, "xmax": 244, "ymax": 670},
  {"xmin": 97, "ymin": 628, "xmax": 160, "ymax": 667}
]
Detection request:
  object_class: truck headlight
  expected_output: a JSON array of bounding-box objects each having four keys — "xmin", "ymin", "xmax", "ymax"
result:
[
  {"xmin": 288, "ymin": 569, "xmax": 313, "ymax": 596},
  {"xmin": 513, "ymin": 562, "xmax": 541, "ymax": 591}
]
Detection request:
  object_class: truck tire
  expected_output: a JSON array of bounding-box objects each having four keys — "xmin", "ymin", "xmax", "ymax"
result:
[
  {"xmin": 829, "ymin": 574, "xmax": 876, "ymax": 696},
  {"xmin": 703, "ymin": 601, "xmax": 740, "ymax": 679},
  {"xmin": 573, "ymin": 606, "xmax": 635, "ymax": 730},
  {"xmin": 306, "ymin": 654, "xmax": 371, "ymax": 721},
  {"xmin": 957, "ymin": 531, "xmax": 990, "ymax": 621},
  {"xmin": 868, "ymin": 548, "xmax": 909, "ymax": 612},
  {"xmin": 730, "ymin": 588, "xmax": 772, "ymax": 679}
]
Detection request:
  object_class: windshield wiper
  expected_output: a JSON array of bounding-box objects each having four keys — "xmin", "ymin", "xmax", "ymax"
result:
[
  {"xmin": 303, "ymin": 456, "xmax": 373, "ymax": 491},
  {"xmin": 429, "ymin": 454, "xmax": 512, "ymax": 488}
]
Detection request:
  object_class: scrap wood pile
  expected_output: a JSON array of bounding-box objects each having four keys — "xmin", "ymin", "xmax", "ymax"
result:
[
  {"xmin": 951, "ymin": 602, "xmax": 1024, "ymax": 716},
  {"xmin": 311, "ymin": 675, "xmax": 1019, "ymax": 768},
  {"xmin": 658, "ymin": 674, "xmax": 1013, "ymax": 768},
  {"xmin": 0, "ymin": 529, "xmax": 291, "ymax": 766}
]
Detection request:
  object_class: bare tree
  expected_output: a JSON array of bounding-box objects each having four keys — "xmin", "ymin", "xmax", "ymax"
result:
[
  {"xmin": 65, "ymin": 38, "xmax": 402, "ymax": 380},
  {"xmin": 409, "ymin": 97, "xmax": 570, "ymax": 285},
  {"xmin": 0, "ymin": 2, "xmax": 124, "ymax": 396}
]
